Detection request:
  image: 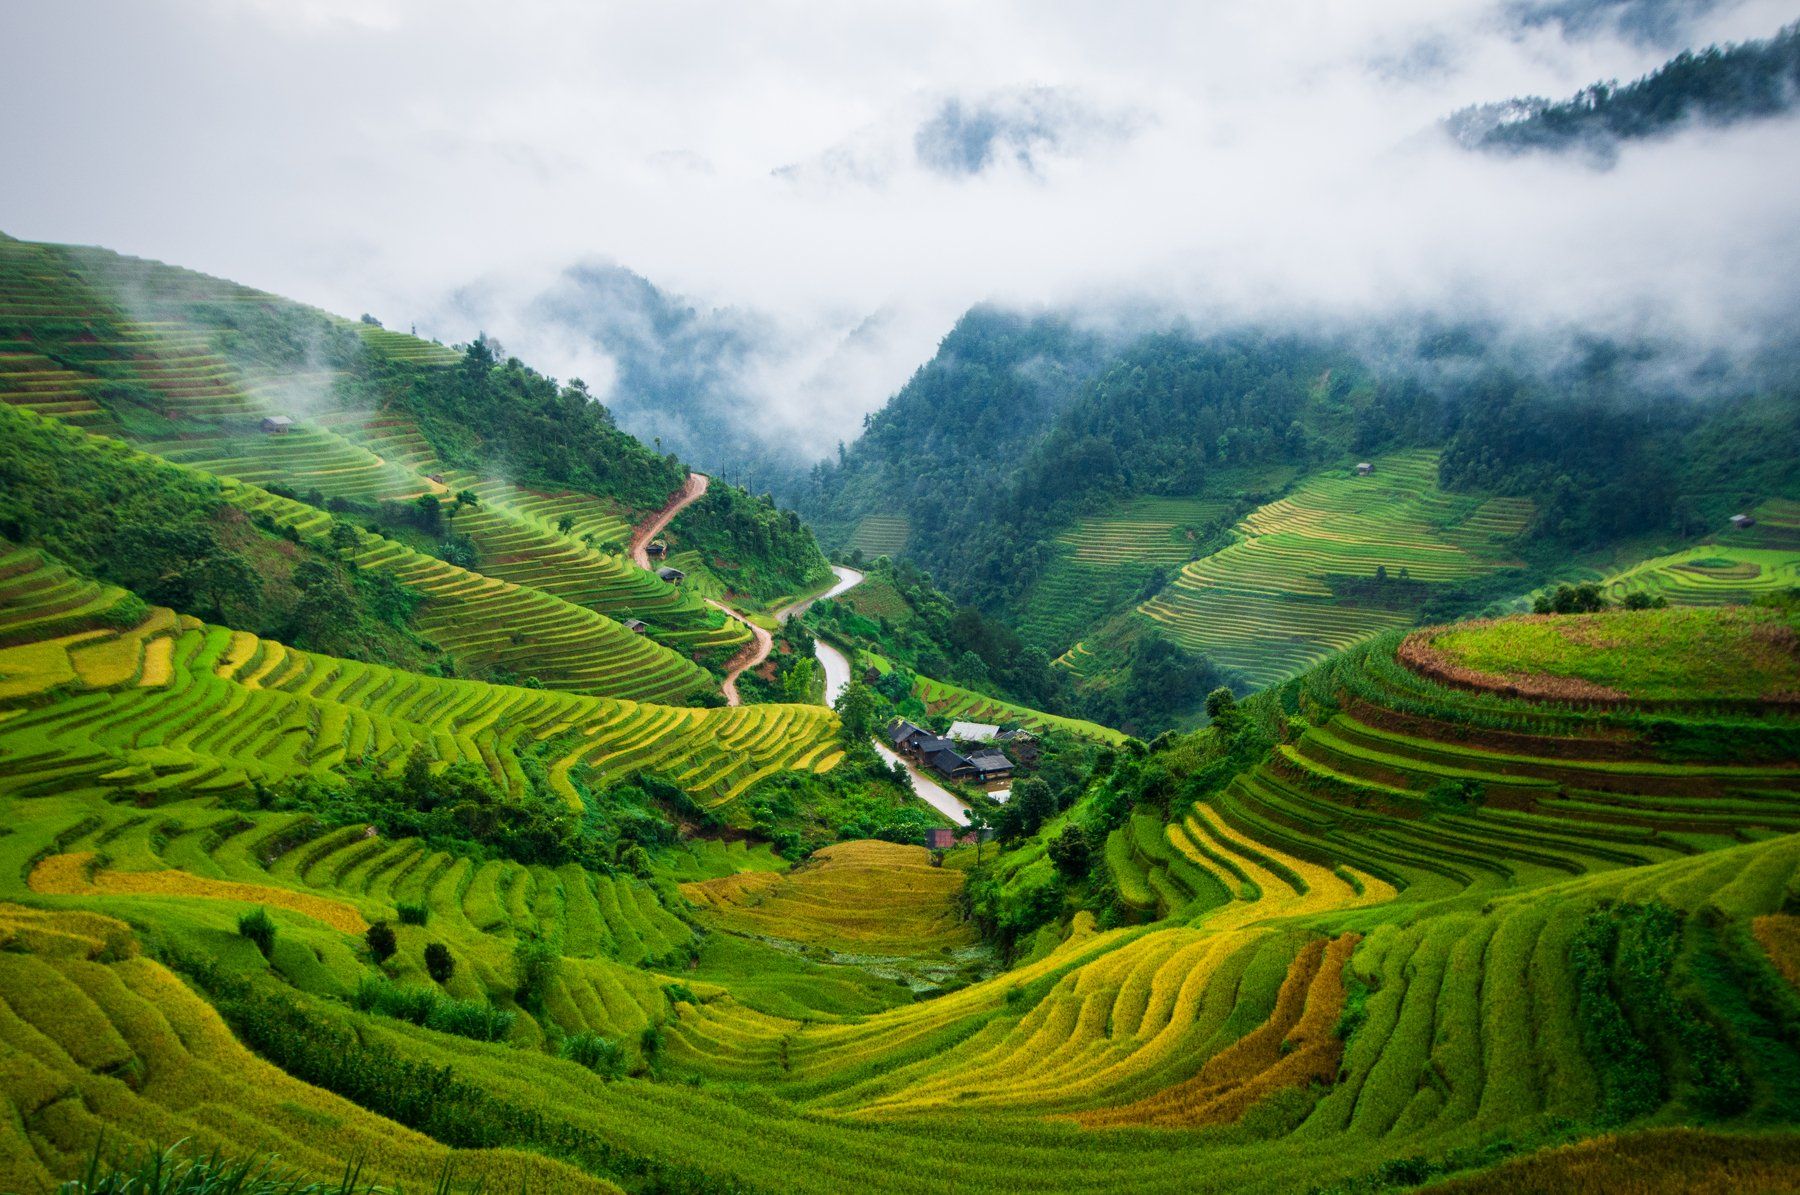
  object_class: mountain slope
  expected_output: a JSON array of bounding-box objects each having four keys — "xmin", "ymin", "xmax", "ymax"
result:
[{"xmin": 3, "ymin": 600, "xmax": 1796, "ymax": 1191}]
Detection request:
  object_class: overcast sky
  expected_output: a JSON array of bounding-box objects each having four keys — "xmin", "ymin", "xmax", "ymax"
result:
[{"xmin": 5, "ymin": 0, "xmax": 1799, "ymax": 451}]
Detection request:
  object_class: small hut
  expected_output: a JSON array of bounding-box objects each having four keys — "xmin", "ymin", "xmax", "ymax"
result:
[
  {"xmin": 622, "ymin": 618, "xmax": 648, "ymax": 634},
  {"xmin": 647, "ymin": 540, "xmax": 668, "ymax": 557},
  {"xmin": 657, "ymin": 566, "xmax": 686, "ymax": 584},
  {"xmin": 261, "ymin": 415, "xmax": 295, "ymax": 434},
  {"xmin": 1730, "ymin": 513, "xmax": 1757, "ymax": 530},
  {"xmin": 1355, "ymin": 462, "xmax": 1374, "ymax": 476}
]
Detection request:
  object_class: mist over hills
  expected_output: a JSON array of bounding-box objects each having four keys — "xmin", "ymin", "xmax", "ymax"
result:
[{"xmin": 4, "ymin": 4, "xmax": 1800, "ymax": 1192}]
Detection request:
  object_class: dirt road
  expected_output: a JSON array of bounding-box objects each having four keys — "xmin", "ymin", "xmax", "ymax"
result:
[{"xmin": 629, "ymin": 472, "xmax": 708, "ymax": 569}]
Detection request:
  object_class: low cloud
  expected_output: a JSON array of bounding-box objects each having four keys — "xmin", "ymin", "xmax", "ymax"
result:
[{"xmin": 3, "ymin": 0, "xmax": 1797, "ymax": 463}]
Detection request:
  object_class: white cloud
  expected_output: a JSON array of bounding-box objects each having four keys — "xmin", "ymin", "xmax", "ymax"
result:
[{"xmin": 2, "ymin": 0, "xmax": 1797, "ymax": 458}]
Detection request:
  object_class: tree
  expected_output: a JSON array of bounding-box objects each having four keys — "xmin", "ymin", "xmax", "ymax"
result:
[
  {"xmin": 556, "ymin": 514, "xmax": 576, "ymax": 535},
  {"xmin": 453, "ymin": 489, "xmax": 480, "ymax": 514},
  {"xmin": 1205, "ymin": 686, "xmax": 1242, "ymax": 733},
  {"xmin": 833, "ymin": 678, "xmax": 880, "ymax": 744},
  {"xmin": 424, "ymin": 942, "xmax": 455, "ymax": 983},
  {"xmin": 286, "ymin": 561, "xmax": 358, "ymax": 649},
  {"xmin": 1048, "ymin": 824, "xmax": 1091, "ymax": 881},
  {"xmin": 964, "ymin": 808, "xmax": 991, "ymax": 864},
  {"xmin": 329, "ymin": 520, "xmax": 360, "ymax": 554},
  {"xmin": 1623, "ymin": 591, "xmax": 1668, "ymax": 610},
  {"xmin": 514, "ymin": 936, "xmax": 561, "ymax": 1013},
  {"xmin": 366, "ymin": 921, "xmax": 397, "ymax": 963},
  {"xmin": 1012, "ymin": 777, "xmax": 1055, "ymax": 838},
  {"xmin": 1549, "ymin": 582, "xmax": 1608, "ymax": 614},
  {"xmin": 187, "ymin": 549, "xmax": 259, "ymax": 624},
  {"xmin": 414, "ymin": 493, "xmax": 443, "ymax": 534},
  {"xmin": 237, "ymin": 907, "xmax": 276, "ymax": 959}
]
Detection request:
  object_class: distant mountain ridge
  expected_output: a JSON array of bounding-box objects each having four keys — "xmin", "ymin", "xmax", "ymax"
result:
[{"xmin": 1449, "ymin": 20, "xmax": 1800, "ymax": 158}]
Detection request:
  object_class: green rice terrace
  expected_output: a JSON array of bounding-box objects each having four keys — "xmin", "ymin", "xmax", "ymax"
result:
[
  {"xmin": 1, "ymin": 235, "xmax": 1797, "ymax": 1194},
  {"xmin": 0, "ymin": 236, "xmax": 755, "ymax": 684},
  {"xmin": 2, "ymin": 505, "xmax": 1798, "ymax": 1194},
  {"xmin": 1122, "ymin": 449, "xmax": 1536, "ymax": 689}
]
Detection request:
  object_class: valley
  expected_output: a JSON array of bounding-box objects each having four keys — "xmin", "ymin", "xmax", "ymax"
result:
[{"xmin": 3, "ymin": 9, "xmax": 1800, "ymax": 1186}]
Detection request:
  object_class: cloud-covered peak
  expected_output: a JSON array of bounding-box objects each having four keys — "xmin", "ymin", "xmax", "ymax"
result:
[{"xmin": 776, "ymin": 85, "xmax": 1141, "ymax": 188}]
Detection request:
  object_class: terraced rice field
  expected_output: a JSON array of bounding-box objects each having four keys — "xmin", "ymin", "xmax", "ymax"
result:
[
  {"xmin": 0, "ymin": 560, "xmax": 841, "ymax": 816},
  {"xmin": 1, "ymin": 590, "xmax": 1796, "ymax": 1190},
  {"xmin": 1057, "ymin": 496, "xmax": 1232, "ymax": 566},
  {"xmin": 1138, "ymin": 451, "xmax": 1534, "ymax": 687},
  {"xmin": 312, "ymin": 408, "xmax": 749, "ymax": 659},
  {"xmin": 354, "ymin": 322, "xmax": 462, "ymax": 366},
  {"xmin": 682, "ymin": 841, "xmax": 975, "ymax": 956},
  {"xmin": 1600, "ymin": 545, "xmax": 1800, "ymax": 607},
  {"xmin": 1016, "ymin": 553, "xmax": 1156, "ymax": 654},
  {"xmin": 0, "ymin": 350, "xmax": 108, "ymax": 428},
  {"xmin": 848, "ymin": 514, "xmax": 911, "ymax": 557}
]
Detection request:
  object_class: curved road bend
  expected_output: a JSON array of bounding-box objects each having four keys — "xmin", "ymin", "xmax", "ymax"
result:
[
  {"xmin": 807, "ymin": 566, "xmax": 970, "ymax": 826},
  {"xmin": 627, "ymin": 472, "xmax": 771, "ymax": 706},
  {"xmin": 629, "ymin": 472, "xmax": 709, "ymax": 569}
]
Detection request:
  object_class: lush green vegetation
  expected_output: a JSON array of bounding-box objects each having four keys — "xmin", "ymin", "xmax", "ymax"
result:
[
  {"xmin": 0, "ymin": 235, "xmax": 844, "ymax": 684},
  {"xmin": 806, "ymin": 555, "xmax": 1067, "ymax": 713},
  {"xmin": 664, "ymin": 480, "xmax": 829, "ymax": 603},
  {"xmin": 3, "ymin": 235, "xmax": 1798, "ymax": 1194},
  {"xmin": 1423, "ymin": 606, "xmax": 1800, "ymax": 702},
  {"xmin": 0, "ymin": 405, "xmax": 436, "ymax": 670},
  {"xmin": 802, "ymin": 295, "xmax": 1800, "ymax": 726}
]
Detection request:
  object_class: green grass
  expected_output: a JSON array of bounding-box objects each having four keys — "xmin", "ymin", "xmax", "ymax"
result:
[{"xmin": 1426, "ymin": 607, "xmax": 1800, "ymax": 701}]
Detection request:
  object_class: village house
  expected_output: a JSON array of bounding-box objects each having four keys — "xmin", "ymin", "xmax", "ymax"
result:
[
  {"xmin": 887, "ymin": 720, "xmax": 931, "ymax": 754},
  {"xmin": 622, "ymin": 618, "xmax": 648, "ymax": 634},
  {"xmin": 647, "ymin": 539, "xmax": 668, "ymax": 557},
  {"xmin": 946, "ymin": 720, "xmax": 1001, "ymax": 743},
  {"xmin": 260, "ymin": 415, "xmax": 295, "ymax": 434},
  {"xmin": 1355, "ymin": 461, "xmax": 1374, "ymax": 476},
  {"xmin": 657, "ymin": 566, "xmax": 686, "ymax": 584},
  {"xmin": 1730, "ymin": 513, "xmax": 1757, "ymax": 530},
  {"xmin": 887, "ymin": 719, "xmax": 1015, "ymax": 784},
  {"xmin": 967, "ymin": 749, "xmax": 1014, "ymax": 784}
]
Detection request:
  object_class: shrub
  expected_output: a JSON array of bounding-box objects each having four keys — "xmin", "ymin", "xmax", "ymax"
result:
[
  {"xmin": 560, "ymin": 1032, "xmax": 627, "ymax": 1078},
  {"xmin": 424, "ymin": 941, "xmax": 455, "ymax": 984},
  {"xmin": 365, "ymin": 921, "xmax": 396, "ymax": 963},
  {"xmin": 426, "ymin": 997, "xmax": 515, "ymax": 1042},
  {"xmin": 514, "ymin": 937, "xmax": 561, "ymax": 1013},
  {"xmin": 396, "ymin": 901, "xmax": 429, "ymax": 926},
  {"xmin": 351, "ymin": 975, "xmax": 513, "ymax": 1042},
  {"xmin": 1048, "ymin": 825, "xmax": 1092, "ymax": 881},
  {"xmin": 237, "ymin": 908, "xmax": 276, "ymax": 959}
]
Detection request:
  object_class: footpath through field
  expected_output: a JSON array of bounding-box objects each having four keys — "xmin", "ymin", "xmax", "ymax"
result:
[{"xmin": 808, "ymin": 567, "xmax": 970, "ymax": 826}]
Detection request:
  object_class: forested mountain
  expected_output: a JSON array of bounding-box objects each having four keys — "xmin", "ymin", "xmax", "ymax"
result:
[
  {"xmin": 803, "ymin": 308, "xmax": 1800, "ymax": 731},
  {"xmin": 1448, "ymin": 20, "xmax": 1800, "ymax": 157}
]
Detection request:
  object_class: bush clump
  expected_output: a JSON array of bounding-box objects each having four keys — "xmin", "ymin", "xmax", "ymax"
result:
[
  {"xmin": 560, "ymin": 1032, "xmax": 627, "ymax": 1078},
  {"xmin": 237, "ymin": 908, "xmax": 276, "ymax": 959}
]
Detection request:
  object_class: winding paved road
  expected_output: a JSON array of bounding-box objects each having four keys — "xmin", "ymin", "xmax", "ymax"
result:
[
  {"xmin": 806, "ymin": 567, "xmax": 970, "ymax": 826},
  {"xmin": 624, "ymin": 498, "xmax": 968, "ymax": 822}
]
